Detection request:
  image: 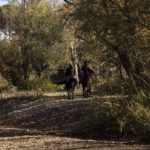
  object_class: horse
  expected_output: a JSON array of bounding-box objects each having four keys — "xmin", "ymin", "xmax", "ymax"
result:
[
  {"xmin": 81, "ymin": 73, "xmax": 93, "ymax": 97},
  {"xmin": 65, "ymin": 77, "xmax": 77, "ymax": 100},
  {"xmin": 78, "ymin": 67, "xmax": 94, "ymax": 98}
]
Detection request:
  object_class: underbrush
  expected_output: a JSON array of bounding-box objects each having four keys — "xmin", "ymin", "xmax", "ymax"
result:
[
  {"xmin": 17, "ymin": 78, "xmax": 64, "ymax": 92},
  {"xmin": 93, "ymin": 77, "xmax": 126, "ymax": 96},
  {"xmin": 0, "ymin": 77, "xmax": 9, "ymax": 91},
  {"xmin": 92, "ymin": 92, "xmax": 150, "ymax": 143}
]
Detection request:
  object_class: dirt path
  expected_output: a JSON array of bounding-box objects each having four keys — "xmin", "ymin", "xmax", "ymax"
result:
[
  {"xmin": 0, "ymin": 96, "xmax": 94, "ymax": 136},
  {"xmin": 0, "ymin": 135, "xmax": 149, "ymax": 150},
  {"xmin": 0, "ymin": 93, "xmax": 149, "ymax": 149}
]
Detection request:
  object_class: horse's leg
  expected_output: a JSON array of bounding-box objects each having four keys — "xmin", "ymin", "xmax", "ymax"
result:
[
  {"xmin": 71, "ymin": 89, "xmax": 73, "ymax": 100},
  {"xmin": 83, "ymin": 86, "xmax": 86, "ymax": 97},
  {"xmin": 87, "ymin": 77, "xmax": 92, "ymax": 97},
  {"xmin": 67, "ymin": 91, "xmax": 69, "ymax": 99},
  {"xmin": 70, "ymin": 88, "xmax": 73, "ymax": 100},
  {"xmin": 72, "ymin": 91, "xmax": 74, "ymax": 99},
  {"xmin": 71, "ymin": 81, "xmax": 76, "ymax": 100},
  {"xmin": 67, "ymin": 90, "xmax": 70, "ymax": 99},
  {"xmin": 82, "ymin": 82, "xmax": 88, "ymax": 97},
  {"xmin": 72, "ymin": 86, "xmax": 75, "ymax": 100},
  {"xmin": 85, "ymin": 87, "xmax": 89, "ymax": 98},
  {"xmin": 70, "ymin": 86, "xmax": 74, "ymax": 100}
]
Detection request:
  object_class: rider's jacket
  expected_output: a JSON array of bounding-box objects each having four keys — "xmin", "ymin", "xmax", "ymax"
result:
[
  {"xmin": 65, "ymin": 66, "xmax": 75, "ymax": 82},
  {"xmin": 81, "ymin": 65, "xmax": 94, "ymax": 77}
]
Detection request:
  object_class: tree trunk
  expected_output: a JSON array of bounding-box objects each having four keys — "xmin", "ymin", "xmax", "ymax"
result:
[
  {"xmin": 23, "ymin": 65, "xmax": 29, "ymax": 80},
  {"xmin": 70, "ymin": 47, "xmax": 79, "ymax": 86},
  {"xmin": 115, "ymin": 47, "xmax": 150, "ymax": 92},
  {"xmin": 22, "ymin": 57, "xmax": 30, "ymax": 81},
  {"xmin": 115, "ymin": 47, "xmax": 138, "ymax": 93}
]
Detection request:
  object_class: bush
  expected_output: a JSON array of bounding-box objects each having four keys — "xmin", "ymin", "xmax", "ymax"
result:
[
  {"xmin": 28, "ymin": 78, "xmax": 64, "ymax": 92},
  {"xmin": 0, "ymin": 76, "xmax": 9, "ymax": 91},
  {"xmin": 10, "ymin": 77, "xmax": 65, "ymax": 91},
  {"xmin": 93, "ymin": 76, "xmax": 126, "ymax": 96},
  {"xmin": 92, "ymin": 93, "xmax": 150, "ymax": 142}
]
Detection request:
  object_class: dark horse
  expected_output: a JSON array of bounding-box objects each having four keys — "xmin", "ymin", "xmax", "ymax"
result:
[
  {"xmin": 65, "ymin": 77, "xmax": 77, "ymax": 100},
  {"xmin": 54, "ymin": 77, "xmax": 77, "ymax": 100}
]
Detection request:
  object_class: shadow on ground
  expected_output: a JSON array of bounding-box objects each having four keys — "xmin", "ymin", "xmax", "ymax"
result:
[
  {"xmin": 0, "ymin": 95, "xmax": 94, "ymax": 138},
  {"xmin": 0, "ymin": 95, "xmax": 150, "ymax": 149}
]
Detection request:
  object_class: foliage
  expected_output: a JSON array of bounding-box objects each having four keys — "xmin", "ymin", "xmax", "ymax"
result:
[
  {"xmin": 0, "ymin": 0, "xmax": 66, "ymax": 89},
  {"xmin": 28, "ymin": 78, "xmax": 64, "ymax": 92},
  {"xmin": 63, "ymin": 0, "xmax": 150, "ymax": 94},
  {"xmin": 92, "ymin": 93, "xmax": 150, "ymax": 142},
  {"xmin": 93, "ymin": 76, "xmax": 125, "ymax": 95},
  {"xmin": 0, "ymin": 76, "xmax": 9, "ymax": 90},
  {"xmin": 62, "ymin": 1, "xmax": 150, "ymax": 141}
]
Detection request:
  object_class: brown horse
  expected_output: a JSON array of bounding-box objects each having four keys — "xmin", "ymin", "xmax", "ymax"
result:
[
  {"xmin": 79, "ymin": 63, "xmax": 94, "ymax": 98},
  {"xmin": 81, "ymin": 73, "xmax": 93, "ymax": 97}
]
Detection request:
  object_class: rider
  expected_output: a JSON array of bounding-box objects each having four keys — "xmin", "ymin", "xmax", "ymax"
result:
[
  {"xmin": 65, "ymin": 63, "xmax": 75, "ymax": 83},
  {"xmin": 81, "ymin": 61, "xmax": 94, "ymax": 93},
  {"xmin": 81, "ymin": 61, "xmax": 94, "ymax": 77}
]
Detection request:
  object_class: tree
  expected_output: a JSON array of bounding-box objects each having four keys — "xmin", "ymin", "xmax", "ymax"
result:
[
  {"xmin": 0, "ymin": 0, "xmax": 64, "ymax": 87},
  {"xmin": 63, "ymin": 0, "xmax": 150, "ymax": 93}
]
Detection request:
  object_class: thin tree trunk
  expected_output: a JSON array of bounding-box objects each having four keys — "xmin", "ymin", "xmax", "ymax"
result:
[{"xmin": 70, "ymin": 47, "xmax": 79, "ymax": 86}]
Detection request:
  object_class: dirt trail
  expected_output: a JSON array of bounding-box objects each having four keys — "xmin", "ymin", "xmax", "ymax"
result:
[
  {"xmin": 0, "ymin": 135, "xmax": 149, "ymax": 150},
  {"xmin": 0, "ymin": 93, "xmax": 149, "ymax": 149}
]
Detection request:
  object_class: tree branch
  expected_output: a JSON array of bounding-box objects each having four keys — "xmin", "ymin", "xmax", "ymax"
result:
[{"xmin": 109, "ymin": 0, "xmax": 150, "ymax": 30}]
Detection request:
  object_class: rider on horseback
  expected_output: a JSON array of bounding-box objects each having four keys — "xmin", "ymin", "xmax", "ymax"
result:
[
  {"xmin": 82, "ymin": 61, "xmax": 94, "ymax": 78},
  {"xmin": 65, "ymin": 63, "xmax": 75, "ymax": 83},
  {"xmin": 81, "ymin": 61, "xmax": 94, "ymax": 94},
  {"xmin": 65, "ymin": 63, "xmax": 77, "ymax": 99}
]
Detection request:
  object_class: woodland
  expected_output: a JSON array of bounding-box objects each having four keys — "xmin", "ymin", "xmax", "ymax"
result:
[{"xmin": 0, "ymin": 0, "xmax": 150, "ymax": 146}]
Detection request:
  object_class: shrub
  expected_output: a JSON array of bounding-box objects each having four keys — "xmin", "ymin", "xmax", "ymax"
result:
[
  {"xmin": 0, "ymin": 76, "xmax": 9, "ymax": 91},
  {"xmin": 93, "ymin": 76, "xmax": 127, "ymax": 96},
  {"xmin": 28, "ymin": 78, "xmax": 64, "ymax": 92},
  {"xmin": 92, "ymin": 93, "xmax": 150, "ymax": 142}
]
